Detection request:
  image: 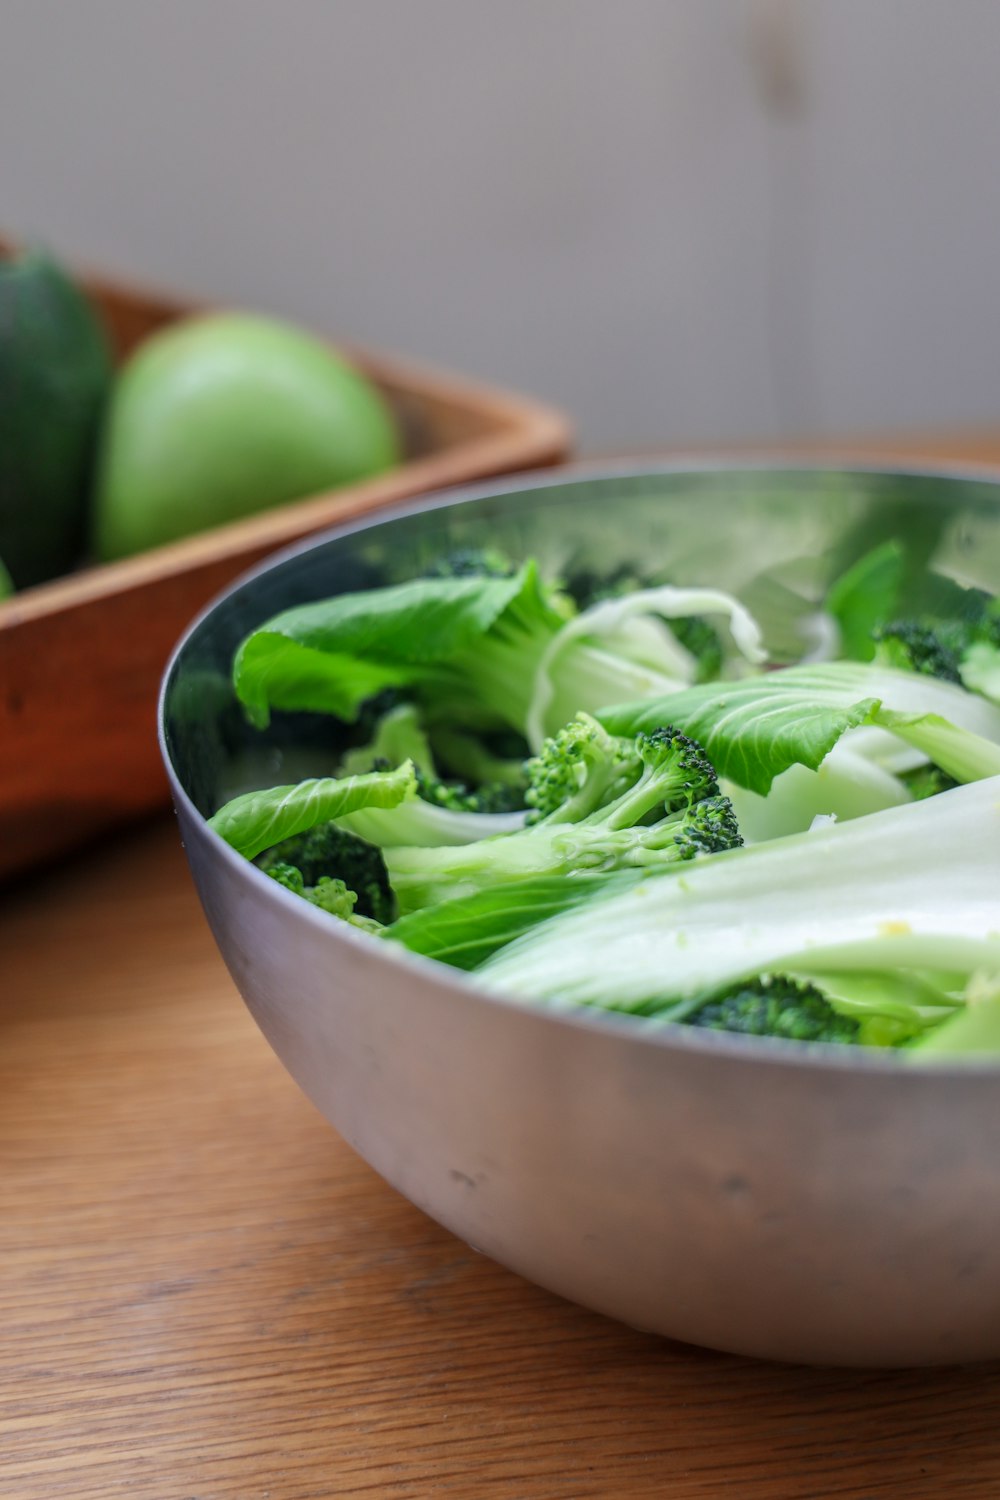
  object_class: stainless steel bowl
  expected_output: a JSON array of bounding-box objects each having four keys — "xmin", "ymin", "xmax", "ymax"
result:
[{"xmin": 159, "ymin": 463, "xmax": 1000, "ymax": 1367}]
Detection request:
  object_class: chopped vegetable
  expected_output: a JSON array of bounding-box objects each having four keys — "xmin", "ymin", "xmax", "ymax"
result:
[{"xmin": 207, "ymin": 541, "xmax": 1000, "ymax": 1055}]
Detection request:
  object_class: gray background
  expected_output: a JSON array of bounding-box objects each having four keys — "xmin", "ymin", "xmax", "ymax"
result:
[{"xmin": 2, "ymin": 0, "xmax": 999, "ymax": 449}]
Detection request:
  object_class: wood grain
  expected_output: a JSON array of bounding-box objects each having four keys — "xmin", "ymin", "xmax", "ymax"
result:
[
  {"xmin": 0, "ymin": 239, "xmax": 569, "ymax": 880},
  {"xmin": 4, "ymin": 817, "xmax": 1000, "ymax": 1498}
]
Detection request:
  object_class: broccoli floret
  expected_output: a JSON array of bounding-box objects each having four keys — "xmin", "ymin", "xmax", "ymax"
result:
[
  {"xmin": 524, "ymin": 712, "xmax": 640, "ymax": 824},
  {"xmin": 308, "ymin": 876, "xmax": 385, "ymax": 933},
  {"xmin": 263, "ymin": 860, "xmax": 307, "ymax": 895},
  {"xmin": 413, "ymin": 770, "xmax": 526, "ymax": 816},
  {"xmin": 599, "ymin": 725, "xmax": 721, "ymax": 824},
  {"xmin": 672, "ymin": 975, "xmax": 861, "ymax": 1045},
  {"xmin": 412, "ymin": 769, "xmax": 479, "ymax": 812},
  {"xmin": 874, "ymin": 621, "xmax": 965, "ymax": 683},
  {"xmin": 872, "ymin": 606, "xmax": 1000, "ymax": 716},
  {"xmin": 460, "ymin": 781, "xmax": 527, "ymax": 814},
  {"xmin": 870, "ymin": 589, "xmax": 1000, "ymax": 689},
  {"xmin": 668, "ymin": 615, "xmax": 724, "ymax": 683},
  {"xmin": 476, "ymin": 776, "xmax": 1000, "ymax": 1049},
  {"xmin": 384, "ymin": 720, "xmax": 739, "ymax": 915},
  {"xmin": 671, "ymin": 794, "xmax": 742, "ymax": 856},
  {"xmin": 234, "ymin": 559, "xmax": 763, "ymax": 747},
  {"xmin": 306, "ymin": 873, "xmax": 357, "ymax": 919},
  {"xmin": 259, "ymin": 824, "xmax": 395, "ymax": 924},
  {"xmin": 899, "ymin": 763, "xmax": 959, "ymax": 801},
  {"xmin": 566, "ymin": 563, "xmax": 649, "ymax": 608},
  {"xmin": 264, "ymin": 859, "xmax": 387, "ymax": 932},
  {"xmin": 409, "ymin": 766, "xmax": 518, "ymax": 814},
  {"xmin": 422, "ymin": 547, "xmax": 519, "ymax": 580}
]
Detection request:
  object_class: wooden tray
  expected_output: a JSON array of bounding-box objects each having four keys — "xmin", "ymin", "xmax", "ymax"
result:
[{"xmin": 0, "ymin": 250, "xmax": 570, "ymax": 878}]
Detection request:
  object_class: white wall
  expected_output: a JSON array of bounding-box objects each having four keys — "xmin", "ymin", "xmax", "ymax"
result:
[{"xmin": 3, "ymin": 0, "xmax": 1000, "ymax": 449}]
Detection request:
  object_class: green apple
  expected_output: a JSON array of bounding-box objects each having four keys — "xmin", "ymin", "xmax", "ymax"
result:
[{"xmin": 92, "ymin": 312, "xmax": 401, "ymax": 560}]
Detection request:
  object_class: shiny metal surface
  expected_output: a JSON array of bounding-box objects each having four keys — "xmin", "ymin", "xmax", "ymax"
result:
[{"xmin": 160, "ymin": 463, "xmax": 1000, "ymax": 1366}]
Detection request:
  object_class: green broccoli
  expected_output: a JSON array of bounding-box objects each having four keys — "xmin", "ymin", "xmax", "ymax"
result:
[
  {"xmin": 865, "ymin": 578, "xmax": 1000, "ymax": 692},
  {"xmin": 899, "ymin": 762, "xmax": 959, "ymax": 801},
  {"xmin": 413, "ymin": 768, "xmax": 526, "ymax": 816},
  {"xmin": 873, "ymin": 621, "xmax": 966, "ymax": 683},
  {"xmin": 461, "ymin": 781, "xmax": 527, "ymax": 814},
  {"xmin": 422, "ymin": 546, "xmax": 519, "ymax": 580},
  {"xmin": 232, "ymin": 560, "xmax": 764, "ymax": 750},
  {"xmin": 523, "ymin": 712, "xmax": 641, "ymax": 823},
  {"xmin": 662, "ymin": 975, "xmax": 861, "ymax": 1044},
  {"xmin": 383, "ymin": 720, "xmax": 740, "ymax": 915},
  {"xmin": 871, "ymin": 611, "xmax": 1000, "ymax": 718},
  {"xmin": 259, "ymin": 826, "xmax": 395, "ymax": 924},
  {"xmin": 262, "ymin": 859, "xmax": 305, "ymax": 894},
  {"xmin": 263, "ymin": 860, "xmax": 386, "ymax": 934},
  {"xmin": 477, "ymin": 775, "xmax": 1000, "ymax": 1048},
  {"xmin": 667, "ymin": 615, "xmax": 725, "ymax": 684},
  {"xmin": 565, "ymin": 562, "xmax": 647, "ymax": 607}
]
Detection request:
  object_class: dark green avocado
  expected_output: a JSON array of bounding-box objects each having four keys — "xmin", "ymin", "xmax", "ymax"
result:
[{"xmin": 0, "ymin": 250, "xmax": 113, "ymax": 588}]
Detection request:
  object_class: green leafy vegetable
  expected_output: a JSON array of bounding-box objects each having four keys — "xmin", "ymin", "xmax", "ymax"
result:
[
  {"xmin": 725, "ymin": 740, "xmax": 915, "ymax": 844},
  {"xmin": 961, "ymin": 641, "xmax": 1000, "ymax": 705},
  {"xmin": 264, "ymin": 860, "xmax": 386, "ymax": 933},
  {"xmin": 383, "ymin": 871, "xmax": 642, "ymax": 970},
  {"xmin": 910, "ymin": 975, "xmax": 1000, "ymax": 1058},
  {"xmin": 234, "ymin": 569, "xmax": 533, "ymax": 727},
  {"xmin": 826, "ymin": 541, "xmax": 906, "ymax": 662},
  {"xmin": 207, "ymin": 535, "xmax": 1000, "ymax": 1054},
  {"xmin": 664, "ymin": 975, "xmax": 862, "ymax": 1046},
  {"xmin": 336, "ymin": 698, "xmax": 528, "ymax": 819},
  {"xmin": 207, "ymin": 761, "xmax": 416, "ymax": 859},
  {"xmin": 232, "ymin": 562, "xmax": 765, "ymax": 747},
  {"xmin": 258, "ymin": 825, "xmax": 395, "ymax": 923},
  {"xmin": 524, "ymin": 584, "xmax": 765, "ymax": 748},
  {"xmin": 382, "ymin": 722, "xmax": 740, "ymax": 915},
  {"xmin": 599, "ymin": 662, "xmax": 1000, "ymax": 793},
  {"xmin": 477, "ymin": 776, "xmax": 1000, "ymax": 1022}
]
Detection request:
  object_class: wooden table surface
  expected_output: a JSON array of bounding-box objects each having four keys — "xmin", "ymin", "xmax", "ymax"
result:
[{"xmin": 8, "ymin": 437, "xmax": 1000, "ymax": 1499}]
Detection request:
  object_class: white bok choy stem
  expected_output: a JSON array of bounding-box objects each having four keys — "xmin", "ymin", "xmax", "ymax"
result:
[
  {"xmin": 478, "ymin": 776, "xmax": 1000, "ymax": 1011},
  {"xmin": 526, "ymin": 586, "xmax": 767, "ymax": 751}
]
